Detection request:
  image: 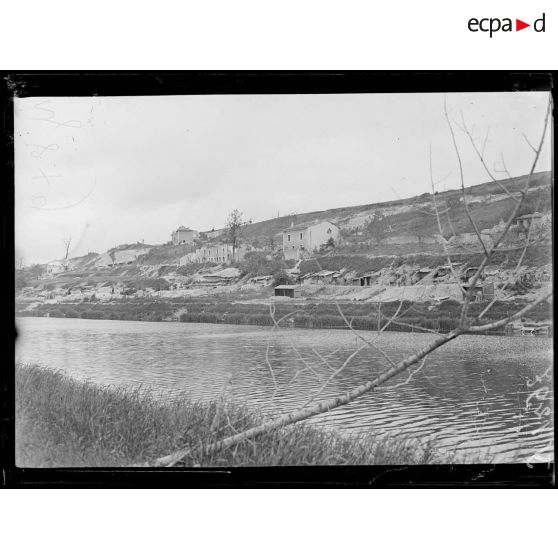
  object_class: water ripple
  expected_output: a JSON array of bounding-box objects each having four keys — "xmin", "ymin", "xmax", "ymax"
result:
[{"xmin": 15, "ymin": 317, "xmax": 554, "ymax": 464}]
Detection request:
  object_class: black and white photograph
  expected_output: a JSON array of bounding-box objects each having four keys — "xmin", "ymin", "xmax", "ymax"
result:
[{"xmin": 10, "ymin": 75, "xmax": 553, "ymax": 479}]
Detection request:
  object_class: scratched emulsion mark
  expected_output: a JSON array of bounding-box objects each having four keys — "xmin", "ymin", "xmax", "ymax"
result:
[
  {"xmin": 23, "ymin": 99, "xmax": 97, "ymax": 212},
  {"xmin": 30, "ymin": 100, "xmax": 83, "ymax": 129},
  {"xmin": 524, "ymin": 365, "xmax": 554, "ymax": 468},
  {"xmin": 25, "ymin": 143, "xmax": 59, "ymax": 158},
  {"xmin": 29, "ymin": 176, "xmax": 97, "ymax": 211}
]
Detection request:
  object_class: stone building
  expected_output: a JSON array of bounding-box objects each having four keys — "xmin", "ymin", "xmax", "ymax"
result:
[
  {"xmin": 180, "ymin": 244, "xmax": 247, "ymax": 264},
  {"xmin": 45, "ymin": 260, "xmax": 72, "ymax": 276},
  {"xmin": 282, "ymin": 220, "xmax": 340, "ymax": 260},
  {"xmin": 171, "ymin": 226, "xmax": 196, "ymax": 245}
]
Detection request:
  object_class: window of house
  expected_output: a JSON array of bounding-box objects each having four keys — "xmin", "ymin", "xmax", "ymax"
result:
[
  {"xmin": 299, "ymin": 232, "xmax": 303, "ymax": 240},
  {"xmin": 327, "ymin": 228, "xmax": 332, "ymax": 234},
  {"xmin": 287, "ymin": 234, "xmax": 291, "ymax": 241}
]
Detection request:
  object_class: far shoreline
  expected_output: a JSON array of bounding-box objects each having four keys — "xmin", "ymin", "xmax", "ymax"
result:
[{"xmin": 15, "ymin": 306, "xmax": 552, "ymax": 338}]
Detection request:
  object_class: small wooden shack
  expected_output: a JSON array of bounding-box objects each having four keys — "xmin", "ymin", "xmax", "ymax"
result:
[
  {"xmin": 461, "ymin": 282, "xmax": 494, "ymax": 302},
  {"xmin": 353, "ymin": 271, "xmax": 378, "ymax": 287},
  {"xmin": 274, "ymin": 285, "xmax": 301, "ymax": 298}
]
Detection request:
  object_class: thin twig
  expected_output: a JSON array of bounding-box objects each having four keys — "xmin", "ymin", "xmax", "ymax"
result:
[
  {"xmin": 444, "ymin": 98, "xmax": 489, "ymax": 259},
  {"xmin": 429, "ymin": 145, "xmax": 466, "ymax": 294},
  {"xmin": 143, "ymin": 94, "xmax": 553, "ymax": 468},
  {"xmin": 522, "ymin": 132, "xmax": 537, "ymax": 153},
  {"xmin": 458, "ymin": 96, "xmax": 551, "ymax": 325},
  {"xmin": 378, "ymin": 354, "xmax": 429, "ymax": 391},
  {"xmin": 302, "ymin": 342, "xmax": 368, "ymax": 408},
  {"xmin": 461, "ymin": 117, "xmax": 520, "ymax": 201}
]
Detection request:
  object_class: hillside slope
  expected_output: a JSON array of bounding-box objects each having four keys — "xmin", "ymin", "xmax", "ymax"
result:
[
  {"xmin": 17, "ymin": 171, "xmax": 552, "ymax": 297},
  {"xmin": 212, "ymin": 171, "xmax": 551, "ymax": 249}
]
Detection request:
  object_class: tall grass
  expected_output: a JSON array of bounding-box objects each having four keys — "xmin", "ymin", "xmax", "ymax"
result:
[{"xmin": 16, "ymin": 363, "xmax": 447, "ymax": 467}]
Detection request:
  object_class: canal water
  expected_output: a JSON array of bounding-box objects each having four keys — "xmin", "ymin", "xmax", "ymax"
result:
[{"xmin": 15, "ymin": 317, "xmax": 554, "ymax": 464}]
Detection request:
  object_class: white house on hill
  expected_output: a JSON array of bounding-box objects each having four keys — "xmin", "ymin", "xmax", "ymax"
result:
[
  {"xmin": 171, "ymin": 226, "xmax": 197, "ymax": 245},
  {"xmin": 282, "ymin": 220, "xmax": 340, "ymax": 260}
]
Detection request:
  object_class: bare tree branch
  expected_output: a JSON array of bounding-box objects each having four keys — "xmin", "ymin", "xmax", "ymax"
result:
[
  {"xmin": 141, "ymin": 94, "xmax": 553, "ymax": 469},
  {"xmin": 475, "ymin": 215, "xmax": 535, "ymax": 322},
  {"xmin": 378, "ymin": 354, "xmax": 429, "ymax": 391},
  {"xmin": 62, "ymin": 236, "xmax": 72, "ymax": 260},
  {"xmin": 302, "ymin": 342, "xmax": 368, "ymax": 408},
  {"xmin": 444, "ymin": 98, "xmax": 489, "ymax": 259},
  {"xmin": 460, "ymin": 118, "xmax": 520, "ymax": 201},
  {"xmin": 151, "ymin": 327, "xmax": 464, "ymax": 466},
  {"xmin": 458, "ymin": 96, "xmax": 551, "ymax": 325},
  {"xmin": 267, "ymin": 303, "xmax": 323, "ymax": 384},
  {"xmin": 467, "ymin": 290, "xmax": 552, "ymax": 332},
  {"xmin": 522, "ymin": 132, "xmax": 538, "ymax": 153},
  {"xmin": 429, "ymin": 145, "xmax": 466, "ymax": 294},
  {"xmin": 481, "ymin": 125, "xmax": 490, "ymax": 158}
]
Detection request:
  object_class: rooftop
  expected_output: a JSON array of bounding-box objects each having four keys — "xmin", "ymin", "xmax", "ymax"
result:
[
  {"xmin": 516, "ymin": 212, "xmax": 543, "ymax": 220},
  {"xmin": 283, "ymin": 219, "xmax": 334, "ymax": 233},
  {"xmin": 284, "ymin": 224, "xmax": 308, "ymax": 232}
]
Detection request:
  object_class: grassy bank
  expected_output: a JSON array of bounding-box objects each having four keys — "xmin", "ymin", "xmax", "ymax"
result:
[
  {"xmin": 16, "ymin": 363, "xmax": 447, "ymax": 467},
  {"xmin": 16, "ymin": 296, "xmax": 552, "ymax": 335}
]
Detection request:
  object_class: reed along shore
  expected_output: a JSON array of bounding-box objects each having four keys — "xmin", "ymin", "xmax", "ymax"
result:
[{"xmin": 16, "ymin": 363, "xmax": 450, "ymax": 467}]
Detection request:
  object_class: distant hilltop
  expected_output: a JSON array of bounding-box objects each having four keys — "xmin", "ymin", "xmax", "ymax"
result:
[
  {"xmin": 236, "ymin": 170, "xmax": 551, "ymax": 247},
  {"xmin": 29, "ymin": 170, "xmax": 551, "ymax": 276}
]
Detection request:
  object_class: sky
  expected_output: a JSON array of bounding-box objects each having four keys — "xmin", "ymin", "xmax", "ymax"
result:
[{"xmin": 14, "ymin": 91, "xmax": 552, "ymax": 265}]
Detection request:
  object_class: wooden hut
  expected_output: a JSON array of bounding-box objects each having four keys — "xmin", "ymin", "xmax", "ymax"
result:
[{"xmin": 274, "ymin": 285, "xmax": 301, "ymax": 298}]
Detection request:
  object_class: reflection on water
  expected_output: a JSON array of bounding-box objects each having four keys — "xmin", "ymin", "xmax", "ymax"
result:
[{"xmin": 16, "ymin": 317, "xmax": 554, "ymax": 463}]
